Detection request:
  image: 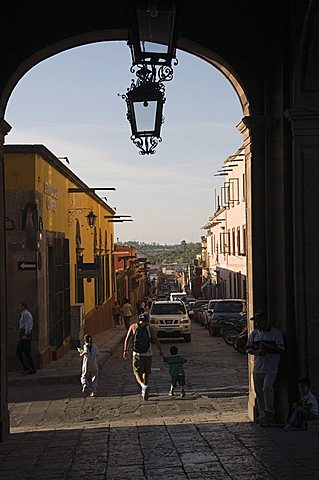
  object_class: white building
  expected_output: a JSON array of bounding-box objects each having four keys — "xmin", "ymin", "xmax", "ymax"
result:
[{"xmin": 201, "ymin": 147, "xmax": 246, "ymax": 299}]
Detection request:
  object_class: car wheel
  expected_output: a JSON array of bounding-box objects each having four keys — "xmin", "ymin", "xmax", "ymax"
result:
[
  {"xmin": 233, "ymin": 336, "xmax": 247, "ymax": 354},
  {"xmin": 223, "ymin": 328, "xmax": 239, "ymax": 346},
  {"xmin": 209, "ymin": 325, "xmax": 217, "ymax": 337},
  {"xmin": 184, "ymin": 334, "xmax": 191, "ymax": 343}
]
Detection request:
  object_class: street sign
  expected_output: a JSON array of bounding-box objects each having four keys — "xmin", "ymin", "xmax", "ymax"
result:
[
  {"xmin": 78, "ymin": 262, "xmax": 99, "ymax": 271},
  {"xmin": 77, "ymin": 270, "xmax": 100, "ymax": 279},
  {"xmin": 18, "ymin": 261, "xmax": 37, "ymax": 271}
]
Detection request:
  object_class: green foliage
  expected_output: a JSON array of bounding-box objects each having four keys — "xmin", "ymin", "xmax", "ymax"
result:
[{"xmin": 124, "ymin": 240, "xmax": 201, "ymax": 265}]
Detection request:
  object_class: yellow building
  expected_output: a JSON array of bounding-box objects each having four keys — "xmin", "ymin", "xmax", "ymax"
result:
[{"xmin": 4, "ymin": 144, "xmax": 116, "ymax": 369}]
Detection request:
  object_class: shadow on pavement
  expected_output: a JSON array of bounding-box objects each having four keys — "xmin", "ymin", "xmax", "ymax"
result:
[{"xmin": 1, "ymin": 420, "xmax": 319, "ymax": 480}]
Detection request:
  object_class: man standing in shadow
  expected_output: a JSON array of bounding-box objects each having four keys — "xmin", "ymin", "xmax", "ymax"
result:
[{"xmin": 16, "ymin": 301, "xmax": 36, "ymax": 374}]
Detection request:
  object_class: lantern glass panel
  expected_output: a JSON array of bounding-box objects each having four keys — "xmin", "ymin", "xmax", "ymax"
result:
[
  {"xmin": 134, "ymin": 100, "xmax": 157, "ymax": 133},
  {"xmin": 142, "ymin": 41, "xmax": 168, "ymax": 56},
  {"xmin": 137, "ymin": 7, "xmax": 174, "ymax": 55}
]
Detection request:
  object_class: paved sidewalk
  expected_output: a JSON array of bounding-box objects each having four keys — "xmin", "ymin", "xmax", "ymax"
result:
[
  {"xmin": 8, "ymin": 325, "xmax": 127, "ymax": 387},
  {"xmin": 8, "ymin": 322, "xmax": 319, "ymax": 442},
  {"xmin": 3, "ymin": 322, "xmax": 319, "ymax": 479}
]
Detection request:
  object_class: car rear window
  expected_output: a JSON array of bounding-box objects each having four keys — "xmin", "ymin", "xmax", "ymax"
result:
[
  {"xmin": 194, "ymin": 301, "xmax": 208, "ymax": 308},
  {"xmin": 214, "ymin": 301, "xmax": 244, "ymax": 313},
  {"xmin": 151, "ymin": 303, "xmax": 186, "ymax": 315},
  {"xmin": 208, "ymin": 301, "xmax": 217, "ymax": 309}
]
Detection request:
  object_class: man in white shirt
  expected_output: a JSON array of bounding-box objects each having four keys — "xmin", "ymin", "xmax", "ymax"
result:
[
  {"xmin": 16, "ymin": 302, "xmax": 36, "ymax": 374},
  {"xmin": 246, "ymin": 311, "xmax": 285, "ymax": 426},
  {"xmin": 121, "ymin": 299, "xmax": 133, "ymax": 330}
]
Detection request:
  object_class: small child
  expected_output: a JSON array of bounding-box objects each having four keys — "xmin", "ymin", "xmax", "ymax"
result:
[
  {"xmin": 164, "ymin": 346, "xmax": 187, "ymax": 397},
  {"xmin": 284, "ymin": 377, "xmax": 318, "ymax": 431},
  {"xmin": 78, "ymin": 334, "xmax": 100, "ymax": 397}
]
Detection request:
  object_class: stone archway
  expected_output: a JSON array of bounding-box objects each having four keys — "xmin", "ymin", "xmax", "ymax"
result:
[
  {"xmin": 2, "ymin": 1, "xmax": 317, "ymax": 441},
  {"xmin": 0, "ymin": 30, "xmax": 254, "ymax": 440}
]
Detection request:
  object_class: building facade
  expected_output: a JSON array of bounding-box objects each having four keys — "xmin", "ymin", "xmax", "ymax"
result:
[
  {"xmin": 202, "ymin": 148, "xmax": 246, "ymax": 300},
  {"xmin": 5, "ymin": 145, "xmax": 116, "ymax": 370},
  {"xmin": 113, "ymin": 244, "xmax": 148, "ymax": 310}
]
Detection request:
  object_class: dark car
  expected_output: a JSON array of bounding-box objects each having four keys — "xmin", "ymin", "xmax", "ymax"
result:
[
  {"xmin": 191, "ymin": 300, "xmax": 210, "ymax": 323},
  {"xmin": 208, "ymin": 299, "xmax": 246, "ymax": 336},
  {"xmin": 184, "ymin": 295, "xmax": 196, "ymax": 308},
  {"xmin": 204, "ymin": 299, "xmax": 219, "ymax": 330}
]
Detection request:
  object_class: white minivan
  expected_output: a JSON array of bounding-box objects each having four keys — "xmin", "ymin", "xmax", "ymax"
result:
[{"xmin": 169, "ymin": 292, "xmax": 187, "ymax": 302}]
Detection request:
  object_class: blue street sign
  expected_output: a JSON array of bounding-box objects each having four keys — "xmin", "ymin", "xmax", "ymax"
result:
[{"xmin": 78, "ymin": 263, "xmax": 98, "ymax": 271}]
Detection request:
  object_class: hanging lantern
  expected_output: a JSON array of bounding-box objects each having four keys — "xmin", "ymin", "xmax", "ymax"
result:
[
  {"xmin": 120, "ymin": 79, "xmax": 165, "ymax": 155},
  {"xmin": 128, "ymin": 0, "xmax": 179, "ymax": 70}
]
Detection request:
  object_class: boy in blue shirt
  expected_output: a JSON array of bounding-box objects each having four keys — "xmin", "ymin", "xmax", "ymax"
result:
[{"xmin": 164, "ymin": 346, "xmax": 187, "ymax": 397}]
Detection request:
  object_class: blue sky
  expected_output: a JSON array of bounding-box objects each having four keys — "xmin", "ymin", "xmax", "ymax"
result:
[{"xmin": 5, "ymin": 41, "xmax": 243, "ymax": 244}]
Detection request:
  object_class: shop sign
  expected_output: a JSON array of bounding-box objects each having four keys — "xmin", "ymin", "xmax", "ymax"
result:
[{"xmin": 44, "ymin": 181, "xmax": 59, "ymax": 211}]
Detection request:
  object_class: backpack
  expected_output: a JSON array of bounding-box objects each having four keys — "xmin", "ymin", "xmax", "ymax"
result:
[{"xmin": 133, "ymin": 323, "xmax": 150, "ymax": 354}]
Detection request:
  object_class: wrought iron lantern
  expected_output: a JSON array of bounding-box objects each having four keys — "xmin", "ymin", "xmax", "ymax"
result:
[
  {"xmin": 120, "ymin": 79, "xmax": 165, "ymax": 155},
  {"xmin": 86, "ymin": 211, "xmax": 97, "ymax": 228},
  {"xmin": 128, "ymin": 0, "xmax": 179, "ymax": 76},
  {"xmin": 121, "ymin": 0, "xmax": 179, "ymax": 154}
]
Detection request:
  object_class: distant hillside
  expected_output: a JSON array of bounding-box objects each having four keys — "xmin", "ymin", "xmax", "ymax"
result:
[{"xmin": 123, "ymin": 240, "xmax": 201, "ymax": 265}]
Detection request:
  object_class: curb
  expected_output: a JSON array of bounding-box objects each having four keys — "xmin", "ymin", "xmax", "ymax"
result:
[
  {"xmin": 8, "ymin": 333, "xmax": 126, "ymax": 388},
  {"xmin": 307, "ymin": 420, "xmax": 319, "ymax": 441}
]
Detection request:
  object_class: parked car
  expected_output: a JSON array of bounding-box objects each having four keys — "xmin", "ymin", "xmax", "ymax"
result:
[
  {"xmin": 184, "ymin": 295, "xmax": 196, "ymax": 311},
  {"xmin": 157, "ymin": 294, "xmax": 170, "ymax": 301},
  {"xmin": 192, "ymin": 300, "xmax": 210, "ymax": 323},
  {"xmin": 188, "ymin": 301, "xmax": 196, "ymax": 320},
  {"xmin": 198, "ymin": 303, "xmax": 209, "ymax": 327},
  {"xmin": 170, "ymin": 292, "xmax": 187, "ymax": 302},
  {"xmin": 204, "ymin": 299, "xmax": 219, "ymax": 330},
  {"xmin": 149, "ymin": 301, "xmax": 192, "ymax": 342},
  {"xmin": 208, "ymin": 299, "xmax": 246, "ymax": 336}
]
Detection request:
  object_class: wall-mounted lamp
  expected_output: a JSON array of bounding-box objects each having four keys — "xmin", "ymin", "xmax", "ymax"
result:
[
  {"xmin": 69, "ymin": 207, "xmax": 94, "ymax": 224},
  {"xmin": 86, "ymin": 211, "xmax": 97, "ymax": 228}
]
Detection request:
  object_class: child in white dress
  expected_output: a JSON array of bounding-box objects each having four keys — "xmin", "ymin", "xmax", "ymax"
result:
[{"xmin": 78, "ymin": 334, "xmax": 99, "ymax": 397}]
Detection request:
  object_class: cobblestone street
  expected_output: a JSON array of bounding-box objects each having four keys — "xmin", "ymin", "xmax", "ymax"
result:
[{"xmin": 2, "ymin": 323, "xmax": 319, "ymax": 479}]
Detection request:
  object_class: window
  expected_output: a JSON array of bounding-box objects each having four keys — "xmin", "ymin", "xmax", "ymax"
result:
[
  {"xmin": 242, "ymin": 173, "xmax": 246, "ymax": 201},
  {"xmin": 151, "ymin": 303, "xmax": 186, "ymax": 315},
  {"xmin": 48, "ymin": 237, "xmax": 70, "ymax": 350},
  {"xmin": 221, "ymin": 182, "xmax": 230, "ymax": 208},
  {"xmin": 237, "ymin": 227, "xmax": 241, "ymax": 255},
  {"xmin": 220, "ymin": 231, "xmax": 229, "ymax": 254},
  {"xmin": 229, "ymin": 178, "xmax": 239, "ymax": 206},
  {"xmin": 232, "ymin": 228, "xmax": 236, "ymax": 255},
  {"xmin": 214, "ymin": 300, "xmax": 244, "ymax": 313},
  {"xmin": 242, "ymin": 225, "xmax": 247, "ymax": 255},
  {"xmin": 221, "ymin": 178, "xmax": 239, "ymax": 208},
  {"xmin": 105, "ymin": 254, "xmax": 110, "ymax": 299}
]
